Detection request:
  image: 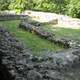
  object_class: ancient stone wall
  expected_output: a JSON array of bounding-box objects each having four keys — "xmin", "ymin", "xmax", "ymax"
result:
[
  {"xmin": 19, "ymin": 22, "xmax": 79, "ymax": 48},
  {"xmin": 0, "ymin": 15, "xmax": 28, "ymax": 21},
  {"xmin": 0, "ymin": 26, "xmax": 80, "ymax": 80}
]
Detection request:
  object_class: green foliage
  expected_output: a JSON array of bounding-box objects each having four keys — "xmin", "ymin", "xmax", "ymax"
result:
[
  {"xmin": 67, "ymin": 0, "xmax": 80, "ymax": 18},
  {"xmin": 0, "ymin": 0, "xmax": 10, "ymax": 10},
  {"xmin": 8, "ymin": 0, "xmax": 34, "ymax": 13},
  {"xmin": 0, "ymin": 0, "xmax": 80, "ymax": 18},
  {"xmin": 32, "ymin": 0, "xmax": 55, "ymax": 12},
  {"xmin": 32, "ymin": 0, "xmax": 67, "ymax": 13},
  {"xmin": 8, "ymin": 0, "xmax": 27, "ymax": 13},
  {"xmin": 0, "ymin": 0, "xmax": 67, "ymax": 13}
]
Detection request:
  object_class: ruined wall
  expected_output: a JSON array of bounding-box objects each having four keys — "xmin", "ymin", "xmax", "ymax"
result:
[{"xmin": 0, "ymin": 27, "xmax": 80, "ymax": 80}]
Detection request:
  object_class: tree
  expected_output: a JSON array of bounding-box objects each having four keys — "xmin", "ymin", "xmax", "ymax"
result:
[
  {"xmin": 67, "ymin": 0, "xmax": 80, "ymax": 18},
  {"xmin": 0, "ymin": 0, "xmax": 80, "ymax": 18},
  {"xmin": 0, "ymin": 0, "xmax": 10, "ymax": 10}
]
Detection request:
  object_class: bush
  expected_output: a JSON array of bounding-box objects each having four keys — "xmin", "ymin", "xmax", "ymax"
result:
[
  {"xmin": 0, "ymin": 0, "xmax": 10, "ymax": 10},
  {"xmin": 67, "ymin": 0, "xmax": 80, "ymax": 18}
]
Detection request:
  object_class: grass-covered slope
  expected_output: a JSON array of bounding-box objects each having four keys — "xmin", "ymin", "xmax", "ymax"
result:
[
  {"xmin": 0, "ymin": 20, "xmax": 63, "ymax": 55},
  {"xmin": 0, "ymin": 20, "xmax": 80, "ymax": 55}
]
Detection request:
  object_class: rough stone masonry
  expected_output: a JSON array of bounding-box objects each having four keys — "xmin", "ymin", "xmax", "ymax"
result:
[{"xmin": 0, "ymin": 27, "xmax": 80, "ymax": 80}]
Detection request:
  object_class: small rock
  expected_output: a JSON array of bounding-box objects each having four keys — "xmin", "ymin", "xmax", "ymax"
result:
[{"xmin": 27, "ymin": 70, "xmax": 42, "ymax": 80}]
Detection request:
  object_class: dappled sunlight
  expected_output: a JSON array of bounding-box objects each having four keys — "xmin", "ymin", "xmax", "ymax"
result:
[{"xmin": 24, "ymin": 10, "xmax": 80, "ymax": 29}]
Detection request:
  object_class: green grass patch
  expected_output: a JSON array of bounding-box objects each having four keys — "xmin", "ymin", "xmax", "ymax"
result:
[
  {"xmin": 42, "ymin": 24, "xmax": 80, "ymax": 41},
  {"xmin": 0, "ymin": 20, "xmax": 64, "ymax": 56}
]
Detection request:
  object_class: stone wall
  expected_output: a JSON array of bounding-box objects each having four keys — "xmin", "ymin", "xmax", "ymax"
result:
[
  {"xmin": 19, "ymin": 22, "xmax": 79, "ymax": 48},
  {"xmin": 0, "ymin": 15, "xmax": 28, "ymax": 21},
  {"xmin": 0, "ymin": 26, "xmax": 80, "ymax": 80}
]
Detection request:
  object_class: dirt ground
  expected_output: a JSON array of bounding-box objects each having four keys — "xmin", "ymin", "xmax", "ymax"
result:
[{"xmin": 22, "ymin": 10, "xmax": 80, "ymax": 29}]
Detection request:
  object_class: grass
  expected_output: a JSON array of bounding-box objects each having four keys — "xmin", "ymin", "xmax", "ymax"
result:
[
  {"xmin": 0, "ymin": 20, "xmax": 80, "ymax": 56},
  {"xmin": 28, "ymin": 18, "xmax": 80, "ymax": 41},
  {"xmin": 0, "ymin": 20, "xmax": 63, "ymax": 56},
  {"xmin": 42, "ymin": 24, "xmax": 80, "ymax": 41}
]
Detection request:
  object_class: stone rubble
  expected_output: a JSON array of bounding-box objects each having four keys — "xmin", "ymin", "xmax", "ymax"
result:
[{"xmin": 0, "ymin": 27, "xmax": 80, "ymax": 80}]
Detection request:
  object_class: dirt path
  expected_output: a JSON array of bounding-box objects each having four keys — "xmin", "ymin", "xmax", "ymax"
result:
[{"xmin": 22, "ymin": 10, "xmax": 80, "ymax": 29}]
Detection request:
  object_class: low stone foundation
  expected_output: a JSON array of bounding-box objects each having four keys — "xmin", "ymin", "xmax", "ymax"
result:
[
  {"xmin": 0, "ymin": 27, "xmax": 80, "ymax": 80},
  {"xmin": 19, "ymin": 22, "xmax": 79, "ymax": 48},
  {"xmin": 0, "ymin": 15, "xmax": 28, "ymax": 21}
]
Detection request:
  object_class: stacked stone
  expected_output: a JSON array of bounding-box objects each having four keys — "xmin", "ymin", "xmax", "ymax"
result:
[
  {"xmin": 0, "ymin": 27, "xmax": 80, "ymax": 80},
  {"xmin": 19, "ymin": 22, "xmax": 79, "ymax": 48},
  {"xmin": 0, "ymin": 27, "xmax": 32, "ymax": 80},
  {"xmin": 0, "ymin": 15, "xmax": 28, "ymax": 21}
]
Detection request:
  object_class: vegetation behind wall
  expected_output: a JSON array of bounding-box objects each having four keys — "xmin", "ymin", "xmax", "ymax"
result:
[{"xmin": 0, "ymin": 0, "xmax": 80, "ymax": 18}]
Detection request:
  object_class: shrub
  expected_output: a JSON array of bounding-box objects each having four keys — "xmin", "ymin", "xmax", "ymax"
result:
[{"xmin": 67, "ymin": 0, "xmax": 80, "ymax": 18}]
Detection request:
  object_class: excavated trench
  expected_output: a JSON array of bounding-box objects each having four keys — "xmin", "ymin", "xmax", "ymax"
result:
[{"xmin": 0, "ymin": 25, "xmax": 80, "ymax": 80}]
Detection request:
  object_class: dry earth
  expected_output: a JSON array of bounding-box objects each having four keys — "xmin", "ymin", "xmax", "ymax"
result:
[
  {"xmin": 22, "ymin": 10, "xmax": 80, "ymax": 29},
  {"xmin": 1, "ymin": 10, "xmax": 80, "ymax": 29}
]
